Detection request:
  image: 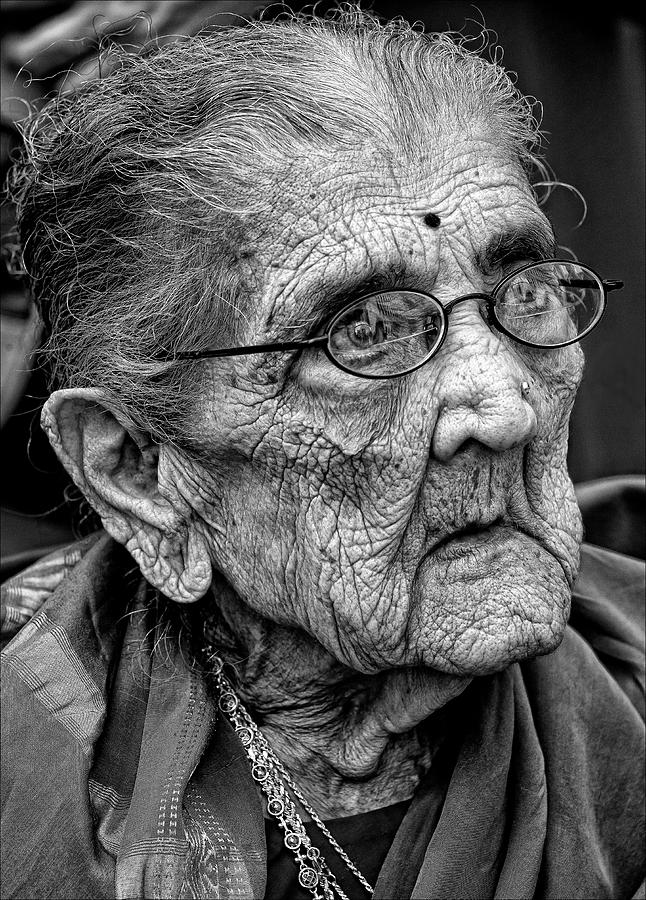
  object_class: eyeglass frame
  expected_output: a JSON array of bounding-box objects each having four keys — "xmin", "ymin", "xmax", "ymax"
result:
[{"xmin": 160, "ymin": 259, "xmax": 624, "ymax": 380}]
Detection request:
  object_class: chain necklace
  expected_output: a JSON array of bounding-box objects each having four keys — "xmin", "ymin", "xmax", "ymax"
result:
[{"xmin": 203, "ymin": 648, "xmax": 375, "ymax": 900}]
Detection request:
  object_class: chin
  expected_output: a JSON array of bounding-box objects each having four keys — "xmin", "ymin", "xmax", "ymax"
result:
[
  {"xmin": 409, "ymin": 530, "xmax": 574, "ymax": 676},
  {"xmin": 433, "ymin": 605, "xmax": 570, "ymax": 676}
]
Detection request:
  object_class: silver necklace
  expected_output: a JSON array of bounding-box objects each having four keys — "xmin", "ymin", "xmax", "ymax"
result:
[{"xmin": 204, "ymin": 649, "xmax": 375, "ymax": 900}]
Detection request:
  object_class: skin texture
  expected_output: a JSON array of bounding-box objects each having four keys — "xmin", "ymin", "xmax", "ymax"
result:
[{"xmin": 43, "ymin": 131, "xmax": 584, "ymax": 816}]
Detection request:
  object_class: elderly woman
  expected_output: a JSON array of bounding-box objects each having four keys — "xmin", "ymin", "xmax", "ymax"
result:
[{"xmin": 1, "ymin": 8, "xmax": 644, "ymax": 900}]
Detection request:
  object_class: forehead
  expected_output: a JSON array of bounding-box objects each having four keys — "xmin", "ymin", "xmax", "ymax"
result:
[{"xmin": 242, "ymin": 135, "xmax": 552, "ymax": 328}]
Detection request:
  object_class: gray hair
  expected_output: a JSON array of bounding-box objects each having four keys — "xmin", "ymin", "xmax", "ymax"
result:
[{"xmin": 7, "ymin": 6, "xmax": 544, "ymax": 444}]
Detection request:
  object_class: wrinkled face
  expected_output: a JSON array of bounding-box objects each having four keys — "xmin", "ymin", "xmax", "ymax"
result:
[{"xmin": 174, "ymin": 133, "xmax": 584, "ymax": 676}]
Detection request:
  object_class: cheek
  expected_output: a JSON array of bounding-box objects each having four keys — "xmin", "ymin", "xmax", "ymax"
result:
[
  {"xmin": 529, "ymin": 342, "xmax": 584, "ymax": 400},
  {"xmin": 515, "ymin": 346, "xmax": 584, "ymax": 577},
  {"xmin": 505, "ymin": 341, "xmax": 584, "ymax": 451},
  {"xmin": 246, "ymin": 415, "xmax": 423, "ymax": 549},
  {"xmin": 196, "ymin": 397, "xmax": 427, "ymax": 645}
]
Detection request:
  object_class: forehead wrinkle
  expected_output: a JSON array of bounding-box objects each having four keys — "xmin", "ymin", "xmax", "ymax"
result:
[
  {"xmin": 257, "ymin": 198, "xmax": 420, "ymax": 337},
  {"xmin": 252, "ymin": 141, "xmax": 536, "ymax": 339},
  {"xmin": 264, "ymin": 253, "xmax": 412, "ymax": 338},
  {"xmin": 261, "ymin": 221, "xmax": 434, "ymax": 340},
  {"xmin": 262, "ymin": 144, "xmax": 431, "ymax": 238}
]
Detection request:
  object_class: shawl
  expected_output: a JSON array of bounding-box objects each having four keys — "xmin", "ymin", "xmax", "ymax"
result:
[{"xmin": 1, "ymin": 533, "xmax": 644, "ymax": 899}]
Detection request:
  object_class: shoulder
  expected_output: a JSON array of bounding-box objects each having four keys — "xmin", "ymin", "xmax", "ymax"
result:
[
  {"xmin": 569, "ymin": 542, "xmax": 645, "ymax": 718},
  {"xmin": 1, "ymin": 531, "xmax": 133, "ymax": 650},
  {"xmin": 1, "ymin": 531, "xmax": 139, "ymax": 749},
  {"xmin": 1, "ymin": 534, "xmax": 100, "ymax": 647}
]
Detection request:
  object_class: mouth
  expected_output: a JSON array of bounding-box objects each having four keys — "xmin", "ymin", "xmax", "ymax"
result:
[{"xmin": 430, "ymin": 518, "xmax": 520, "ymax": 560}]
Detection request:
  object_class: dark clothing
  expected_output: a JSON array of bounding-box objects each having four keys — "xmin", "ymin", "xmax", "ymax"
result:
[
  {"xmin": 1, "ymin": 534, "xmax": 644, "ymax": 899},
  {"xmin": 264, "ymin": 799, "xmax": 410, "ymax": 900}
]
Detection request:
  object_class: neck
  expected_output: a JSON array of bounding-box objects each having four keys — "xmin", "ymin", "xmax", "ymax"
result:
[{"xmin": 202, "ymin": 580, "xmax": 470, "ymax": 818}]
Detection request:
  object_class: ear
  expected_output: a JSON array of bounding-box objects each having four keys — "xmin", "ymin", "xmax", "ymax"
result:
[{"xmin": 41, "ymin": 388, "xmax": 212, "ymax": 603}]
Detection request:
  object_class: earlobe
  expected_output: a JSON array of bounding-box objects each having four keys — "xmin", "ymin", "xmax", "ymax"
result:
[
  {"xmin": 129, "ymin": 526, "xmax": 213, "ymax": 604},
  {"xmin": 41, "ymin": 388, "xmax": 213, "ymax": 603}
]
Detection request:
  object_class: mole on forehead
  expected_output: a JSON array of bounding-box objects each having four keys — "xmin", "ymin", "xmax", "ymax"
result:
[
  {"xmin": 254, "ymin": 143, "xmax": 532, "ymax": 293},
  {"xmin": 259, "ymin": 174, "xmax": 441, "ymax": 265},
  {"xmin": 264, "ymin": 140, "xmax": 526, "ymax": 234}
]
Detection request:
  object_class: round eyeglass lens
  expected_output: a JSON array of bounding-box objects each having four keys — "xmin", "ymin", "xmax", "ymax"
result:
[
  {"xmin": 327, "ymin": 290, "xmax": 445, "ymax": 377},
  {"xmin": 493, "ymin": 261, "xmax": 604, "ymax": 347}
]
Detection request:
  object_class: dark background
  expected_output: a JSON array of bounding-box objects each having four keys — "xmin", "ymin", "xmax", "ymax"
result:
[{"xmin": 1, "ymin": 0, "xmax": 644, "ymax": 557}]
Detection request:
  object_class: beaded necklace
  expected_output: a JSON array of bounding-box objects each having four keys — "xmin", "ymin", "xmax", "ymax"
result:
[{"xmin": 204, "ymin": 648, "xmax": 374, "ymax": 900}]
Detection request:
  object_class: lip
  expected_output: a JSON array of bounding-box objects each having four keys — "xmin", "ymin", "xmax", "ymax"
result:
[{"xmin": 431, "ymin": 520, "xmax": 520, "ymax": 560}]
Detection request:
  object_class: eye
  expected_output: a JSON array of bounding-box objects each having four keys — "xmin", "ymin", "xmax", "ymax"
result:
[
  {"xmin": 347, "ymin": 313, "xmax": 388, "ymax": 348},
  {"xmin": 326, "ymin": 291, "xmax": 446, "ymax": 377},
  {"xmin": 504, "ymin": 271, "xmax": 562, "ymax": 309},
  {"xmin": 494, "ymin": 261, "xmax": 602, "ymax": 346}
]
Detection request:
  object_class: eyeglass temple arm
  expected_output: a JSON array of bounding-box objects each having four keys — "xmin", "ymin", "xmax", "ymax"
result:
[
  {"xmin": 556, "ymin": 279, "xmax": 624, "ymax": 296},
  {"xmin": 162, "ymin": 335, "xmax": 327, "ymax": 361},
  {"xmin": 559, "ymin": 279, "xmax": 624, "ymax": 292}
]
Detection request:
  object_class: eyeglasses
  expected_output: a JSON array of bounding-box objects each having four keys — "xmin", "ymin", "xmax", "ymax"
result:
[{"xmin": 164, "ymin": 259, "xmax": 623, "ymax": 379}]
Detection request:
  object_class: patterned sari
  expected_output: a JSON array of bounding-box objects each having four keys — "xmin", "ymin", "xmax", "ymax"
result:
[{"xmin": 1, "ymin": 534, "xmax": 644, "ymax": 899}]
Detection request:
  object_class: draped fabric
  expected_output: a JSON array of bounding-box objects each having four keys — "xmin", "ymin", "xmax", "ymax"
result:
[{"xmin": 1, "ymin": 534, "xmax": 644, "ymax": 900}]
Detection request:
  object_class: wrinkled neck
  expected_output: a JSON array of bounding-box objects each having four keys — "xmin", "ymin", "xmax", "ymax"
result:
[{"xmin": 199, "ymin": 579, "xmax": 470, "ymax": 818}]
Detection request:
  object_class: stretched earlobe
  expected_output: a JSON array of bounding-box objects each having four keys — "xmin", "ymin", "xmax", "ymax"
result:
[
  {"xmin": 41, "ymin": 388, "xmax": 213, "ymax": 603},
  {"xmin": 127, "ymin": 527, "xmax": 213, "ymax": 604}
]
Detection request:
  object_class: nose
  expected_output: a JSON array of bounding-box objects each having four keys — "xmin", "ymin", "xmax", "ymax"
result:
[{"xmin": 430, "ymin": 303, "xmax": 537, "ymax": 461}]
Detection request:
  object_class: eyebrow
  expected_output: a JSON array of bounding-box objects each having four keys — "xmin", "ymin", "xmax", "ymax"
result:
[
  {"xmin": 273, "ymin": 265, "xmax": 414, "ymax": 339},
  {"xmin": 477, "ymin": 223, "xmax": 557, "ymax": 273},
  {"xmin": 271, "ymin": 222, "xmax": 558, "ymax": 341}
]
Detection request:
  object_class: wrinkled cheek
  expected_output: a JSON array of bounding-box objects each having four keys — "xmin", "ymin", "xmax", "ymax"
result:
[
  {"xmin": 534, "ymin": 343, "xmax": 584, "ymax": 421},
  {"xmin": 279, "ymin": 557, "xmax": 401, "ymax": 670}
]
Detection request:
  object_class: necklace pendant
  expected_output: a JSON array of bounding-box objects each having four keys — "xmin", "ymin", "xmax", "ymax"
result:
[
  {"xmin": 298, "ymin": 866, "xmax": 320, "ymax": 890},
  {"xmin": 205, "ymin": 650, "xmax": 224, "ymax": 674},
  {"xmin": 267, "ymin": 797, "xmax": 285, "ymax": 817},
  {"xmin": 284, "ymin": 831, "xmax": 302, "ymax": 851},
  {"xmin": 218, "ymin": 691, "xmax": 238, "ymax": 713},
  {"xmin": 251, "ymin": 762, "xmax": 270, "ymax": 782},
  {"xmin": 237, "ymin": 725, "xmax": 254, "ymax": 746}
]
